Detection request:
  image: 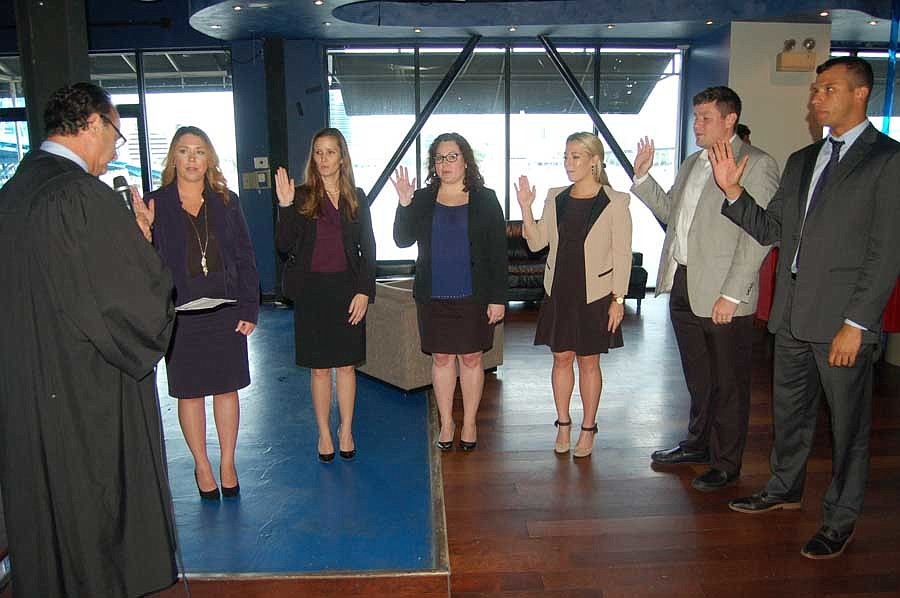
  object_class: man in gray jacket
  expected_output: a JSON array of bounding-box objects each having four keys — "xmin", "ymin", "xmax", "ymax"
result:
[{"xmin": 631, "ymin": 86, "xmax": 779, "ymax": 491}]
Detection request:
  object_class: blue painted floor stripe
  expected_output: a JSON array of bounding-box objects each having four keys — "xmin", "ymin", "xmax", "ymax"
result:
[{"xmin": 157, "ymin": 304, "xmax": 435, "ymax": 574}]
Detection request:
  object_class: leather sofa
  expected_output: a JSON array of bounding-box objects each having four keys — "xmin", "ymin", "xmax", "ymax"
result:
[{"xmin": 506, "ymin": 220, "xmax": 649, "ymax": 313}]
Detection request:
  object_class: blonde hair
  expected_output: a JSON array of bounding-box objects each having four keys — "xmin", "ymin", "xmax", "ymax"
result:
[
  {"xmin": 161, "ymin": 126, "xmax": 229, "ymax": 201},
  {"xmin": 298, "ymin": 128, "xmax": 359, "ymax": 220},
  {"xmin": 566, "ymin": 131, "xmax": 610, "ymax": 186}
]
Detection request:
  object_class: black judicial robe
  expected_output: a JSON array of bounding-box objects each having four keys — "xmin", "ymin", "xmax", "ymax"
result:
[{"xmin": 0, "ymin": 150, "xmax": 178, "ymax": 597}]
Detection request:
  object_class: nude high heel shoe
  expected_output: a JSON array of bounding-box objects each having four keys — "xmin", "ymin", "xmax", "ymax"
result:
[
  {"xmin": 554, "ymin": 419, "xmax": 572, "ymax": 454},
  {"xmin": 573, "ymin": 424, "xmax": 598, "ymax": 458}
]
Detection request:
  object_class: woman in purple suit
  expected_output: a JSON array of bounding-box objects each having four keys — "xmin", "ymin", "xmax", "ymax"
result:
[{"xmin": 145, "ymin": 126, "xmax": 260, "ymax": 500}]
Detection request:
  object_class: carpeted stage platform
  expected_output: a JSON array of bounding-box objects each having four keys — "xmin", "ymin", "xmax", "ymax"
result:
[{"xmin": 156, "ymin": 304, "xmax": 446, "ymax": 586}]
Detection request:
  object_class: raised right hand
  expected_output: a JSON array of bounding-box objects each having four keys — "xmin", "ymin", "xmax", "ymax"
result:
[
  {"xmin": 513, "ymin": 175, "xmax": 536, "ymax": 215},
  {"xmin": 633, "ymin": 136, "xmax": 655, "ymax": 179},
  {"xmin": 390, "ymin": 165, "xmax": 416, "ymax": 207},
  {"xmin": 275, "ymin": 167, "xmax": 295, "ymax": 207}
]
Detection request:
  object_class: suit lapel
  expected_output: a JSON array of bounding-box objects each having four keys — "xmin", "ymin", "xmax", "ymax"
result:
[
  {"xmin": 587, "ymin": 187, "xmax": 610, "ymax": 230},
  {"xmin": 824, "ymin": 124, "xmax": 877, "ymax": 190}
]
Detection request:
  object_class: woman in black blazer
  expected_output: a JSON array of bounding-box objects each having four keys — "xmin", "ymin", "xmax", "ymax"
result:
[
  {"xmin": 275, "ymin": 128, "xmax": 376, "ymax": 463},
  {"xmin": 392, "ymin": 132, "xmax": 507, "ymax": 452}
]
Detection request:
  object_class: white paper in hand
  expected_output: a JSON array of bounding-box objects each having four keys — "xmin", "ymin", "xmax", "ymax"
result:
[{"xmin": 175, "ymin": 297, "xmax": 237, "ymax": 312}]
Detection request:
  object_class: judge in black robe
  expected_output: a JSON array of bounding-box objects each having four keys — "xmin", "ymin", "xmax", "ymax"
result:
[{"xmin": 0, "ymin": 83, "xmax": 178, "ymax": 597}]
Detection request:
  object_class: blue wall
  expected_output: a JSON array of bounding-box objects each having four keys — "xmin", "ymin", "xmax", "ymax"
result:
[
  {"xmin": 682, "ymin": 25, "xmax": 731, "ymax": 157},
  {"xmin": 231, "ymin": 40, "xmax": 277, "ymax": 294}
]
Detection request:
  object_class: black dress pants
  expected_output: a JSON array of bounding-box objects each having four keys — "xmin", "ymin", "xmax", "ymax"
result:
[
  {"xmin": 763, "ymin": 280, "xmax": 873, "ymax": 538},
  {"xmin": 669, "ymin": 265, "xmax": 754, "ymax": 474}
]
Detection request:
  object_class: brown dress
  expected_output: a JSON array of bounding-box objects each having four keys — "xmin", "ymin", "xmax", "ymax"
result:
[{"xmin": 534, "ymin": 189, "xmax": 624, "ymax": 355}]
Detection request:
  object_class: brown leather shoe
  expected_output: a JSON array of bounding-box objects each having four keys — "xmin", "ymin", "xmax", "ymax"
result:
[
  {"xmin": 801, "ymin": 527, "xmax": 854, "ymax": 560},
  {"xmin": 729, "ymin": 492, "xmax": 802, "ymax": 514}
]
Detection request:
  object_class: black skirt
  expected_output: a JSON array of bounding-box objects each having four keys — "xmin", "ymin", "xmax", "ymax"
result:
[
  {"xmin": 417, "ymin": 298, "xmax": 494, "ymax": 355},
  {"xmin": 294, "ymin": 270, "xmax": 366, "ymax": 368},
  {"xmin": 166, "ymin": 303, "xmax": 250, "ymax": 398}
]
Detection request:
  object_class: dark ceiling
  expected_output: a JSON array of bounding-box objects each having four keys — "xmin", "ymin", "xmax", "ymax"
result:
[{"xmin": 186, "ymin": 1, "xmax": 894, "ymax": 45}]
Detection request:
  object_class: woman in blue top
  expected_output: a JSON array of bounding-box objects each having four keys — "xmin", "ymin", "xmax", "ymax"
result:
[
  {"xmin": 392, "ymin": 133, "xmax": 507, "ymax": 452},
  {"xmin": 145, "ymin": 126, "xmax": 260, "ymax": 500}
]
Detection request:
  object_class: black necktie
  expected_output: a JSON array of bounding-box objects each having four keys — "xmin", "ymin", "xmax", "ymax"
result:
[
  {"xmin": 807, "ymin": 138, "xmax": 844, "ymax": 214},
  {"xmin": 794, "ymin": 138, "xmax": 844, "ymax": 272}
]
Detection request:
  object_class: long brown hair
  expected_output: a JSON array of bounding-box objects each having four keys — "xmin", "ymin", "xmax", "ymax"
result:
[
  {"xmin": 298, "ymin": 128, "xmax": 359, "ymax": 219},
  {"xmin": 424, "ymin": 132, "xmax": 485, "ymax": 192},
  {"xmin": 161, "ymin": 125, "xmax": 229, "ymax": 201}
]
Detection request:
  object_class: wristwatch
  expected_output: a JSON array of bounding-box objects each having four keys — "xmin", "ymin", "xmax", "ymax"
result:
[{"xmin": 613, "ymin": 295, "xmax": 624, "ymax": 305}]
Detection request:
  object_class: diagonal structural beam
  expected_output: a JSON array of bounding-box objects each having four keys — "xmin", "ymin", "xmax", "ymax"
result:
[
  {"xmin": 538, "ymin": 35, "xmax": 634, "ymax": 179},
  {"xmin": 368, "ymin": 35, "xmax": 481, "ymax": 203}
]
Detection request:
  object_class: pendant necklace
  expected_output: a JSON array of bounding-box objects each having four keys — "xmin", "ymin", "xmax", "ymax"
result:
[{"xmin": 187, "ymin": 201, "xmax": 210, "ymax": 276}]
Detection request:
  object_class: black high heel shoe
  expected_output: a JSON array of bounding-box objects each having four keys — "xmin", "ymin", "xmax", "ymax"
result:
[
  {"xmin": 318, "ymin": 450, "xmax": 336, "ymax": 463},
  {"xmin": 194, "ymin": 471, "xmax": 220, "ymax": 501},
  {"xmin": 436, "ymin": 423, "xmax": 455, "ymax": 452},
  {"xmin": 221, "ymin": 469, "xmax": 240, "ymax": 498},
  {"xmin": 459, "ymin": 439, "xmax": 477, "ymax": 452},
  {"xmin": 338, "ymin": 426, "xmax": 356, "ymax": 460}
]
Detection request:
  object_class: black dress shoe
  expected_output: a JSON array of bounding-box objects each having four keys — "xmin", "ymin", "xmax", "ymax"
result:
[
  {"xmin": 318, "ymin": 451, "xmax": 336, "ymax": 463},
  {"xmin": 691, "ymin": 468, "xmax": 739, "ymax": 492},
  {"xmin": 340, "ymin": 448, "xmax": 356, "ymax": 460},
  {"xmin": 729, "ymin": 491, "xmax": 802, "ymax": 514},
  {"xmin": 801, "ymin": 527, "xmax": 854, "ymax": 560},
  {"xmin": 650, "ymin": 445, "xmax": 709, "ymax": 465},
  {"xmin": 459, "ymin": 440, "xmax": 477, "ymax": 452},
  {"xmin": 222, "ymin": 483, "xmax": 240, "ymax": 498}
]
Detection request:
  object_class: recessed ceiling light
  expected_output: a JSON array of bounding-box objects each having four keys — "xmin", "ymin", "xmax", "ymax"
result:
[
  {"xmin": 314, "ymin": 0, "xmax": 324, "ymax": 5},
  {"xmin": 233, "ymin": 5, "xmax": 243, "ymax": 11},
  {"xmin": 705, "ymin": 19, "xmax": 714, "ymax": 25},
  {"xmin": 413, "ymin": 27, "xmax": 422, "ymax": 33},
  {"xmin": 323, "ymin": 21, "xmax": 332, "ymax": 26},
  {"xmin": 606, "ymin": 24, "xmax": 615, "ymax": 30},
  {"xmin": 210, "ymin": 24, "xmax": 222, "ymax": 29},
  {"xmin": 869, "ymin": 19, "xmax": 879, "ymax": 25},
  {"xmin": 819, "ymin": 10, "xmax": 829, "ymax": 16},
  {"xmin": 508, "ymin": 26, "xmax": 517, "ymax": 32}
]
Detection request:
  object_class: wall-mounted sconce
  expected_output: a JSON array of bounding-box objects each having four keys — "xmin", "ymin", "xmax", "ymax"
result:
[{"xmin": 776, "ymin": 38, "xmax": 817, "ymax": 72}]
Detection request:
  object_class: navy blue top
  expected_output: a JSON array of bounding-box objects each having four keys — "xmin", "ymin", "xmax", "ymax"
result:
[{"xmin": 430, "ymin": 202, "xmax": 473, "ymax": 299}]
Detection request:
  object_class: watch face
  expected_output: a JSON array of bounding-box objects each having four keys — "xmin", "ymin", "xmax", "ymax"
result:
[{"xmin": 615, "ymin": 297, "xmax": 624, "ymax": 304}]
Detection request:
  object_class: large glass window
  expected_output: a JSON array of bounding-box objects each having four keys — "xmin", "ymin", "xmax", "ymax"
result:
[
  {"xmin": 89, "ymin": 50, "xmax": 236, "ymax": 192},
  {"xmin": 859, "ymin": 51, "xmax": 900, "ymax": 140},
  {"xmin": 509, "ymin": 47, "xmax": 594, "ymax": 221},
  {"xmin": 420, "ymin": 47, "xmax": 506, "ymax": 197},
  {"xmin": 328, "ymin": 44, "xmax": 681, "ymax": 281},
  {"xmin": 0, "ymin": 56, "xmax": 27, "ymax": 188},
  {"xmin": 329, "ymin": 49, "xmax": 416, "ymax": 260}
]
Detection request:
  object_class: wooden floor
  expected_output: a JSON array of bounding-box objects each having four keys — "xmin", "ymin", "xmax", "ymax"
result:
[
  {"xmin": 440, "ymin": 298, "xmax": 900, "ymax": 598},
  {"xmin": 3, "ymin": 297, "xmax": 898, "ymax": 598}
]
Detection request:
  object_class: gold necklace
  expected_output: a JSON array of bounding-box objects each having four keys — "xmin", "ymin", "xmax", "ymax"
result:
[{"xmin": 186, "ymin": 201, "xmax": 209, "ymax": 276}]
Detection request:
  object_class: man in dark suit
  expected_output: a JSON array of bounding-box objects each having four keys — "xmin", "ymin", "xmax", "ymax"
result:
[{"xmin": 709, "ymin": 57, "xmax": 900, "ymax": 559}]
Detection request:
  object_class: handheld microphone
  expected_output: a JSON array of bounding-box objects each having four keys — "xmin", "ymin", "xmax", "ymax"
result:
[{"xmin": 113, "ymin": 176, "xmax": 133, "ymax": 212}]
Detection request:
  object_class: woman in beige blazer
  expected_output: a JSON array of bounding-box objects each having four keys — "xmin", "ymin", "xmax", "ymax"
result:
[{"xmin": 515, "ymin": 132, "xmax": 632, "ymax": 458}]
